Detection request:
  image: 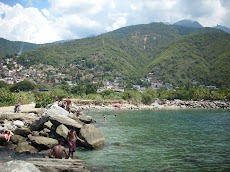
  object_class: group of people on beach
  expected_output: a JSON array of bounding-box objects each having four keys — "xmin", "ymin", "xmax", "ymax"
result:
[{"xmin": 48, "ymin": 127, "xmax": 85, "ymax": 159}]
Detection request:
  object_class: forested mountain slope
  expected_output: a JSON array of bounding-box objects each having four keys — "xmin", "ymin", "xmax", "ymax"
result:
[{"xmin": 16, "ymin": 22, "xmax": 230, "ymax": 88}]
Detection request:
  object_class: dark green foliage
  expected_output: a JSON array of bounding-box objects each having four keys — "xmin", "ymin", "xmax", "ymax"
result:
[
  {"xmin": 0, "ymin": 38, "xmax": 41, "ymax": 58},
  {"xmin": 0, "ymin": 81, "xmax": 8, "ymax": 88},
  {"xmin": 10, "ymin": 80, "xmax": 35, "ymax": 92}
]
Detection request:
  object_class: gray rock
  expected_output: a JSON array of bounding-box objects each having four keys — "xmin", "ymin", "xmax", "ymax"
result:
[
  {"xmin": 47, "ymin": 104, "xmax": 70, "ymax": 117},
  {"xmin": 43, "ymin": 121, "xmax": 53, "ymax": 130},
  {"xmin": 56, "ymin": 124, "xmax": 69, "ymax": 139},
  {"xmin": 13, "ymin": 120, "xmax": 24, "ymax": 128},
  {"xmin": 31, "ymin": 131, "xmax": 40, "ymax": 136},
  {"xmin": 30, "ymin": 115, "xmax": 49, "ymax": 131},
  {"xmin": 0, "ymin": 160, "xmax": 41, "ymax": 172},
  {"xmin": 15, "ymin": 142, "xmax": 38, "ymax": 154},
  {"xmin": 29, "ymin": 136, "xmax": 58, "ymax": 150},
  {"xmin": 10, "ymin": 135, "xmax": 26, "ymax": 144},
  {"xmin": 80, "ymin": 124, "xmax": 104, "ymax": 149},
  {"xmin": 27, "ymin": 158, "xmax": 89, "ymax": 172},
  {"xmin": 50, "ymin": 115, "xmax": 83, "ymax": 129},
  {"xmin": 14, "ymin": 128, "xmax": 31, "ymax": 136},
  {"xmin": 79, "ymin": 115, "xmax": 96, "ymax": 124}
]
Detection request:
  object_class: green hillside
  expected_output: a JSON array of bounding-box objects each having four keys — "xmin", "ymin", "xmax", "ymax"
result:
[
  {"xmin": 147, "ymin": 32, "xmax": 230, "ymax": 87},
  {"xmin": 0, "ymin": 38, "xmax": 42, "ymax": 57},
  {"xmin": 15, "ymin": 22, "xmax": 230, "ymax": 88}
]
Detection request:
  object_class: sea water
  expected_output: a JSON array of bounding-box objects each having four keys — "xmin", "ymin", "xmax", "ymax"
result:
[
  {"xmin": 78, "ymin": 109, "xmax": 230, "ymax": 172},
  {"xmin": 1, "ymin": 109, "xmax": 229, "ymax": 172}
]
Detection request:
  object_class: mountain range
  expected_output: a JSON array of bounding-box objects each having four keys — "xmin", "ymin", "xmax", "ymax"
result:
[{"xmin": 0, "ymin": 20, "xmax": 230, "ymax": 88}]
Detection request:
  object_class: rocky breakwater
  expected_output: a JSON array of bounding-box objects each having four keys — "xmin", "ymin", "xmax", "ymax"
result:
[
  {"xmin": 163, "ymin": 100, "xmax": 230, "ymax": 109},
  {"xmin": 0, "ymin": 103, "xmax": 104, "ymax": 154}
]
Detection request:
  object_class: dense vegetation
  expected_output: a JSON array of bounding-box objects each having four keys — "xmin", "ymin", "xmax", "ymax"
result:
[
  {"xmin": 12, "ymin": 22, "xmax": 229, "ymax": 88},
  {"xmin": 0, "ymin": 38, "xmax": 42, "ymax": 57},
  {"xmin": 0, "ymin": 81, "xmax": 229, "ymax": 108}
]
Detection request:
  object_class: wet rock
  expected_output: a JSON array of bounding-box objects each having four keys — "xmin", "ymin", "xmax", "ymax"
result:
[
  {"xmin": 27, "ymin": 158, "xmax": 89, "ymax": 172},
  {"xmin": 0, "ymin": 160, "xmax": 41, "ymax": 172},
  {"xmin": 10, "ymin": 135, "xmax": 26, "ymax": 144},
  {"xmin": 29, "ymin": 136, "xmax": 58, "ymax": 150},
  {"xmin": 56, "ymin": 124, "xmax": 69, "ymax": 139},
  {"xmin": 15, "ymin": 142, "xmax": 38, "ymax": 154},
  {"xmin": 14, "ymin": 128, "xmax": 31, "ymax": 137},
  {"xmin": 50, "ymin": 115, "xmax": 83, "ymax": 129},
  {"xmin": 80, "ymin": 124, "xmax": 104, "ymax": 149}
]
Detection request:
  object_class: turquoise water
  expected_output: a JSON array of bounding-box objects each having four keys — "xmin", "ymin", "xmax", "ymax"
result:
[
  {"xmin": 77, "ymin": 109, "xmax": 230, "ymax": 172},
  {"xmin": 1, "ymin": 109, "xmax": 229, "ymax": 171}
]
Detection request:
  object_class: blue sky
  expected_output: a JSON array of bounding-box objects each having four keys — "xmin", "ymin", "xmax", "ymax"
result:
[{"xmin": 0, "ymin": 0, "xmax": 230, "ymax": 43}]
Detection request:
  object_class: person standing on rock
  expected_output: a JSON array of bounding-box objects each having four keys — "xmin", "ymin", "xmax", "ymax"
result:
[
  {"xmin": 65, "ymin": 97, "xmax": 72, "ymax": 113},
  {"xmin": 67, "ymin": 127, "xmax": 85, "ymax": 159},
  {"xmin": 48, "ymin": 138, "xmax": 69, "ymax": 159}
]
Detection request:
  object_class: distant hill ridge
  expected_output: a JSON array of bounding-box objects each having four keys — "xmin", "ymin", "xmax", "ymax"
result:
[
  {"xmin": 0, "ymin": 21, "xmax": 230, "ymax": 88},
  {"xmin": 173, "ymin": 19, "xmax": 203, "ymax": 28},
  {"xmin": 13, "ymin": 22, "xmax": 230, "ymax": 88}
]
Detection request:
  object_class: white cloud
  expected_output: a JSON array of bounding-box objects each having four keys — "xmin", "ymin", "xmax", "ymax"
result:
[
  {"xmin": 106, "ymin": 16, "xmax": 127, "ymax": 32},
  {"xmin": 0, "ymin": 0, "xmax": 230, "ymax": 43},
  {"xmin": 0, "ymin": 3, "xmax": 62, "ymax": 43}
]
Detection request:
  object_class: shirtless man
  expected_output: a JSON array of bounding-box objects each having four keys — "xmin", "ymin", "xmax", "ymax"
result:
[
  {"xmin": 67, "ymin": 127, "xmax": 85, "ymax": 159},
  {"xmin": 49, "ymin": 138, "xmax": 68, "ymax": 159},
  {"xmin": 65, "ymin": 97, "xmax": 72, "ymax": 113}
]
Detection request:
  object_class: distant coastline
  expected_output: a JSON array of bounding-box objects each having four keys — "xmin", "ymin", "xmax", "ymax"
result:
[
  {"xmin": 73, "ymin": 100, "xmax": 230, "ymax": 111},
  {"xmin": 0, "ymin": 100, "xmax": 229, "ymax": 116}
]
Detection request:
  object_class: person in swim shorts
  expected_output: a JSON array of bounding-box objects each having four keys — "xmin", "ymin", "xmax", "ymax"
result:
[
  {"xmin": 67, "ymin": 127, "xmax": 85, "ymax": 159},
  {"xmin": 48, "ymin": 138, "xmax": 68, "ymax": 159}
]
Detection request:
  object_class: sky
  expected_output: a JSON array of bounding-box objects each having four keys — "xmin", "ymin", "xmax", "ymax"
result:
[{"xmin": 0, "ymin": 0, "xmax": 230, "ymax": 44}]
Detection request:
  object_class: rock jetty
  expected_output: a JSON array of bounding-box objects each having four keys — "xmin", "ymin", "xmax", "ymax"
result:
[{"xmin": 0, "ymin": 103, "xmax": 104, "ymax": 154}]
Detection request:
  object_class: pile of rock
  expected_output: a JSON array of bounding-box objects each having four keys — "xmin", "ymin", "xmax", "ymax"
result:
[
  {"xmin": 0, "ymin": 103, "xmax": 104, "ymax": 155},
  {"xmin": 163, "ymin": 100, "xmax": 230, "ymax": 109}
]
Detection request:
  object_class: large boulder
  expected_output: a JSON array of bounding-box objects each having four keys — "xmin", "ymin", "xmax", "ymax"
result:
[
  {"xmin": 30, "ymin": 115, "xmax": 49, "ymax": 131},
  {"xmin": 14, "ymin": 128, "xmax": 31, "ymax": 136},
  {"xmin": 15, "ymin": 142, "xmax": 38, "ymax": 154},
  {"xmin": 13, "ymin": 120, "xmax": 24, "ymax": 128},
  {"xmin": 78, "ymin": 115, "xmax": 96, "ymax": 124},
  {"xmin": 56, "ymin": 124, "xmax": 69, "ymax": 139},
  {"xmin": 10, "ymin": 135, "xmax": 26, "ymax": 144},
  {"xmin": 0, "ymin": 160, "xmax": 41, "ymax": 172},
  {"xmin": 50, "ymin": 115, "xmax": 83, "ymax": 129},
  {"xmin": 80, "ymin": 124, "xmax": 104, "ymax": 149},
  {"xmin": 29, "ymin": 136, "xmax": 58, "ymax": 150},
  {"xmin": 47, "ymin": 104, "xmax": 70, "ymax": 117}
]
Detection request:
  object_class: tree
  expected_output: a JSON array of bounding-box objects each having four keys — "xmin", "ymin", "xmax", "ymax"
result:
[
  {"xmin": 0, "ymin": 81, "xmax": 8, "ymax": 88},
  {"xmin": 85, "ymin": 83, "xmax": 98, "ymax": 95},
  {"xmin": 10, "ymin": 80, "xmax": 35, "ymax": 92}
]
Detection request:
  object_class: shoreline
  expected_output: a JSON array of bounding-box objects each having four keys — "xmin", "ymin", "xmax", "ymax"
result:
[
  {"xmin": 73, "ymin": 100, "xmax": 230, "ymax": 111},
  {"xmin": 0, "ymin": 100, "xmax": 229, "ymax": 116}
]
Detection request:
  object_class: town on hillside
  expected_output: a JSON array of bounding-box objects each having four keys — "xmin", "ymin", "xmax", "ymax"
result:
[{"xmin": 0, "ymin": 56, "xmax": 218, "ymax": 92}]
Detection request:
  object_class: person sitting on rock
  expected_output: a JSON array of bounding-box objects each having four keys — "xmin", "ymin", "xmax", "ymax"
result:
[
  {"xmin": 0, "ymin": 129, "xmax": 14, "ymax": 142},
  {"xmin": 67, "ymin": 127, "xmax": 85, "ymax": 159},
  {"xmin": 48, "ymin": 138, "xmax": 69, "ymax": 159}
]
